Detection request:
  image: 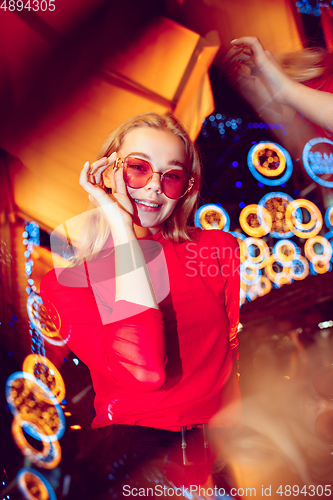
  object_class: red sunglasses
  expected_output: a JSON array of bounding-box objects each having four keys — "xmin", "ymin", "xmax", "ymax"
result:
[{"xmin": 114, "ymin": 155, "xmax": 194, "ymax": 200}]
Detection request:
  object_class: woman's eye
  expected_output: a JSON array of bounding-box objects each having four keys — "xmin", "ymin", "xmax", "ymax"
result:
[
  {"xmin": 164, "ymin": 172, "xmax": 182, "ymax": 180},
  {"xmin": 129, "ymin": 163, "xmax": 146, "ymax": 172}
]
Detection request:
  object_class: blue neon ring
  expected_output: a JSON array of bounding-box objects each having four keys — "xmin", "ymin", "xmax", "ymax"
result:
[
  {"xmin": 229, "ymin": 231, "xmax": 246, "ymax": 241},
  {"xmin": 247, "ymin": 141, "xmax": 293, "ymax": 186},
  {"xmin": 240, "ymin": 262, "xmax": 261, "ymax": 285},
  {"xmin": 324, "ymin": 231, "xmax": 333, "ymax": 262},
  {"xmin": 6, "ymin": 371, "xmax": 65, "ymax": 442},
  {"xmin": 17, "ymin": 468, "xmax": 57, "ymax": 500},
  {"xmin": 195, "ymin": 204, "xmax": 230, "ymax": 231},
  {"xmin": 273, "ymin": 240, "xmax": 300, "ymax": 267},
  {"xmin": 302, "ymin": 137, "xmax": 333, "ymax": 188},
  {"xmin": 324, "ymin": 205, "xmax": 333, "ymax": 230},
  {"xmin": 258, "ymin": 191, "xmax": 295, "ymax": 238}
]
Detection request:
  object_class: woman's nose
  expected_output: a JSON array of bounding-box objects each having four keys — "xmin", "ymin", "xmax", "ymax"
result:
[{"xmin": 146, "ymin": 172, "xmax": 162, "ymax": 193}]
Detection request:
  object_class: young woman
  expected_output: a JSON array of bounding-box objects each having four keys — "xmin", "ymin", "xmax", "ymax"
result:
[{"xmin": 41, "ymin": 113, "xmax": 240, "ymax": 496}]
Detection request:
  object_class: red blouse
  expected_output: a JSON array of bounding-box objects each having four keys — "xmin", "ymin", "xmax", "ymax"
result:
[{"xmin": 41, "ymin": 228, "xmax": 240, "ymax": 431}]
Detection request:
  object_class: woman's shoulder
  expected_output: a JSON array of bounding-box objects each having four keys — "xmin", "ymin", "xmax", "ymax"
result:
[
  {"xmin": 41, "ymin": 261, "xmax": 90, "ymax": 295},
  {"xmin": 194, "ymin": 228, "xmax": 239, "ymax": 248}
]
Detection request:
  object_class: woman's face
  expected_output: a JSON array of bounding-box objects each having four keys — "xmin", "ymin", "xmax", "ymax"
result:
[{"xmin": 116, "ymin": 127, "xmax": 187, "ymax": 233}]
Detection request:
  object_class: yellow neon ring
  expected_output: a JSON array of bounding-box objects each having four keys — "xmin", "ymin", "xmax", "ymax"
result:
[
  {"xmin": 285, "ymin": 199, "xmax": 323, "ymax": 238},
  {"xmin": 304, "ymin": 236, "xmax": 332, "ymax": 263},
  {"xmin": 18, "ymin": 471, "xmax": 50, "ymax": 500},
  {"xmin": 312, "ymin": 259, "xmax": 331, "ymax": 274},
  {"xmin": 243, "ymin": 237, "xmax": 270, "ymax": 265},
  {"xmin": 256, "ymin": 275, "xmax": 272, "ymax": 296},
  {"xmin": 200, "ymin": 209, "xmax": 226, "ymax": 230},
  {"xmin": 241, "ymin": 263, "xmax": 260, "ymax": 284},
  {"xmin": 11, "ymin": 415, "xmax": 61, "ymax": 470},
  {"xmin": 275, "ymin": 241, "xmax": 299, "ymax": 265},
  {"xmin": 239, "ymin": 204, "xmax": 272, "ymax": 237},
  {"xmin": 252, "ymin": 143, "xmax": 286, "ymax": 177},
  {"xmin": 22, "ymin": 354, "xmax": 65, "ymax": 403},
  {"xmin": 265, "ymin": 257, "xmax": 293, "ymax": 283},
  {"xmin": 27, "ymin": 294, "xmax": 61, "ymax": 338}
]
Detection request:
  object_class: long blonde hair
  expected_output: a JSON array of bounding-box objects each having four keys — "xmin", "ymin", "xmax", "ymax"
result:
[
  {"xmin": 75, "ymin": 113, "xmax": 201, "ymax": 262},
  {"xmin": 277, "ymin": 48, "xmax": 333, "ymax": 83}
]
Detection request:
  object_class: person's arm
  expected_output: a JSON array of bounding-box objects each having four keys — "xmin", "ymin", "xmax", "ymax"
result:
[
  {"xmin": 227, "ymin": 36, "xmax": 333, "ymax": 133},
  {"xmin": 80, "ymin": 153, "xmax": 158, "ymax": 310}
]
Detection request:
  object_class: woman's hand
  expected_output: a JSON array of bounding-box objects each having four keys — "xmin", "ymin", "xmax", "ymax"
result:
[
  {"xmin": 79, "ymin": 152, "xmax": 134, "ymax": 227},
  {"xmin": 227, "ymin": 36, "xmax": 295, "ymax": 106}
]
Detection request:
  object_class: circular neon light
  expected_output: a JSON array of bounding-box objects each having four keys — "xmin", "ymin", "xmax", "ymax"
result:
[
  {"xmin": 27, "ymin": 293, "xmax": 66, "ymax": 346},
  {"xmin": 240, "ymin": 262, "xmax": 261, "ymax": 285},
  {"xmin": 325, "ymin": 205, "xmax": 333, "ymax": 230},
  {"xmin": 290, "ymin": 255, "xmax": 309, "ymax": 280},
  {"xmin": 310, "ymin": 260, "xmax": 332, "ymax": 275},
  {"xmin": 243, "ymin": 237, "xmax": 270, "ymax": 266},
  {"xmin": 239, "ymin": 204, "xmax": 272, "ymax": 237},
  {"xmin": 285, "ymin": 199, "xmax": 323, "ymax": 238},
  {"xmin": 17, "ymin": 468, "xmax": 56, "ymax": 500},
  {"xmin": 22, "ymin": 355, "xmax": 65, "ymax": 403},
  {"xmin": 304, "ymin": 236, "xmax": 332, "ymax": 263},
  {"xmin": 6, "ymin": 371, "xmax": 65, "ymax": 442},
  {"xmin": 302, "ymin": 137, "xmax": 333, "ymax": 188},
  {"xmin": 258, "ymin": 192, "xmax": 294, "ymax": 238},
  {"xmin": 12, "ymin": 416, "xmax": 61, "ymax": 469},
  {"xmin": 248, "ymin": 142, "xmax": 293, "ymax": 186},
  {"xmin": 324, "ymin": 231, "xmax": 333, "ymax": 261},
  {"xmin": 265, "ymin": 257, "xmax": 293, "ymax": 287},
  {"xmin": 195, "ymin": 204, "xmax": 230, "ymax": 231},
  {"xmin": 273, "ymin": 240, "xmax": 300, "ymax": 267}
]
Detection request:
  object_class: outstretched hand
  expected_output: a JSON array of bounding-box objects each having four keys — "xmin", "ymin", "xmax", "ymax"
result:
[
  {"xmin": 79, "ymin": 152, "xmax": 134, "ymax": 226},
  {"xmin": 225, "ymin": 36, "xmax": 295, "ymax": 110}
]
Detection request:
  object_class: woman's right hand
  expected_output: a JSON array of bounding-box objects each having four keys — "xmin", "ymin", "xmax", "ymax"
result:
[
  {"xmin": 225, "ymin": 37, "xmax": 295, "ymax": 109},
  {"xmin": 79, "ymin": 152, "xmax": 134, "ymax": 227}
]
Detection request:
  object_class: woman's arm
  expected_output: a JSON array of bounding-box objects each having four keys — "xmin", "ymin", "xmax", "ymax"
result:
[{"xmin": 79, "ymin": 153, "xmax": 158, "ymax": 310}]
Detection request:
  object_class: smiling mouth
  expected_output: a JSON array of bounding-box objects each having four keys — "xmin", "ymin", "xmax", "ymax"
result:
[{"xmin": 134, "ymin": 199, "xmax": 162, "ymax": 208}]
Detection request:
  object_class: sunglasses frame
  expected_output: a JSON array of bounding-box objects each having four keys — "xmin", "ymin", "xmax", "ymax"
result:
[{"xmin": 114, "ymin": 155, "xmax": 195, "ymax": 200}]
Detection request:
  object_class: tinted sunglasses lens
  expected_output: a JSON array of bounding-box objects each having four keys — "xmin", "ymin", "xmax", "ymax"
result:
[
  {"xmin": 123, "ymin": 158, "xmax": 152, "ymax": 188},
  {"xmin": 162, "ymin": 170, "xmax": 190, "ymax": 199}
]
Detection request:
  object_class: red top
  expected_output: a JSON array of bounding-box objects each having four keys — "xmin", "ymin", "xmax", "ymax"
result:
[{"xmin": 41, "ymin": 228, "xmax": 240, "ymax": 431}]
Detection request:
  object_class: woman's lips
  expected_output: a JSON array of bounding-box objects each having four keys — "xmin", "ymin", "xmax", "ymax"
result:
[{"xmin": 133, "ymin": 199, "xmax": 162, "ymax": 212}]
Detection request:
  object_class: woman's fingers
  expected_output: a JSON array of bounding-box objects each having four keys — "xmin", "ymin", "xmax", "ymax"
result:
[{"xmin": 231, "ymin": 36, "xmax": 265, "ymax": 59}]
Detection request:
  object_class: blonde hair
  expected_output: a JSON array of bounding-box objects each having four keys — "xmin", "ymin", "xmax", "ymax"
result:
[
  {"xmin": 276, "ymin": 48, "xmax": 333, "ymax": 83},
  {"xmin": 75, "ymin": 113, "xmax": 201, "ymax": 262}
]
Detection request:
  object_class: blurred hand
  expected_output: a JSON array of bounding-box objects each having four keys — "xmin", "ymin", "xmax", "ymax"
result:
[{"xmin": 225, "ymin": 36, "xmax": 295, "ymax": 110}]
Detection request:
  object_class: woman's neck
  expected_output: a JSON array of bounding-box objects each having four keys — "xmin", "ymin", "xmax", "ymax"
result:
[{"xmin": 133, "ymin": 224, "xmax": 161, "ymax": 238}]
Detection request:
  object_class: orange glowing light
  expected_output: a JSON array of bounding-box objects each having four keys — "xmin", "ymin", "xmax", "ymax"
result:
[
  {"xmin": 22, "ymin": 354, "xmax": 65, "ymax": 403},
  {"xmin": 252, "ymin": 143, "xmax": 286, "ymax": 177},
  {"xmin": 242, "ymin": 237, "xmax": 270, "ymax": 266},
  {"xmin": 11, "ymin": 415, "xmax": 61, "ymax": 470},
  {"xmin": 64, "ymin": 412, "xmax": 72, "ymax": 417},
  {"xmin": 70, "ymin": 425, "xmax": 81, "ymax": 430},
  {"xmin": 239, "ymin": 204, "xmax": 272, "ymax": 237},
  {"xmin": 304, "ymin": 236, "xmax": 332, "ymax": 263},
  {"xmin": 285, "ymin": 199, "xmax": 323, "ymax": 238}
]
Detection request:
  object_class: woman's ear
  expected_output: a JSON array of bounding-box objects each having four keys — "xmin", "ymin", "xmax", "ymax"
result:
[{"xmin": 102, "ymin": 166, "xmax": 113, "ymax": 189}]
